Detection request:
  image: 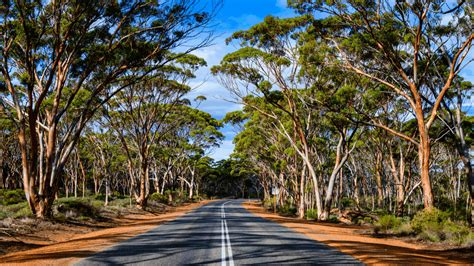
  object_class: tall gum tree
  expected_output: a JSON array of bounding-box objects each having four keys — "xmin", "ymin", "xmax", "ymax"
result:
[
  {"xmin": 289, "ymin": 0, "xmax": 474, "ymax": 211},
  {"xmin": 0, "ymin": 0, "xmax": 220, "ymax": 218},
  {"xmin": 212, "ymin": 15, "xmax": 327, "ymax": 218}
]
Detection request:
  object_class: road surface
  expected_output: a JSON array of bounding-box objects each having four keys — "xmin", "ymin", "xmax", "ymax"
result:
[{"xmin": 76, "ymin": 199, "xmax": 362, "ymax": 265}]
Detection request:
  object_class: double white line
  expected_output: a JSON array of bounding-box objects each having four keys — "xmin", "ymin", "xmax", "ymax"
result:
[{"xmin": 221, "ymin": 201, "xmax": 234, "ymax": 266}]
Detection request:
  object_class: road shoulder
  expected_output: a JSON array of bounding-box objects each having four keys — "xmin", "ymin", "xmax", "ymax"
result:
[
  {"xmin": 0, "ymin": 200, "xmax": 212, "ymax": 266},
  {"xmin": 242, "ymin": 200, "xmax": 473, "ymax": 265}
]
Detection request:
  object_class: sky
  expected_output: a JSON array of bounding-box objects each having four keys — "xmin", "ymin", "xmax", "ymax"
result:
[
  {"xmin": 187, "ymin": 0, "xmax": 296, "ymax": 161},
  {"xmin": 189, "ymin": 0, "xmax": 474, "ymax": 161}
]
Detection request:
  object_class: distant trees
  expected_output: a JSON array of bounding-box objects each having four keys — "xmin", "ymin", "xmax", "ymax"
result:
[{"xmin": 0, "ymin": 0, "xmax": 220, "ymax": 218}]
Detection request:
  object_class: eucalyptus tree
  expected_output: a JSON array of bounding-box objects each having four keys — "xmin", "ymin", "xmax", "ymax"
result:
[
  {"xmin": 212, "ymin": 15, "xmax": 329, "ymax": 217},
  {"xmin": 161, "ymin": 105, "xmax": 223, "ymax": 199},
  {"xmin": 0, "ymin": 0, "xmax": 220, "ymax": 217},
  {"xmin": 289, "ymin": 0, "xmax": 474, "ymax": 212},
  {"xmin": 106, "ymin": 54, "xmax": 206, "ymax": 209}
]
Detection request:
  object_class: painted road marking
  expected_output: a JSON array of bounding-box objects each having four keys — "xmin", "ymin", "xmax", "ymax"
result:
[{"xmin": 221, "ymin": 201, "xmax": 234, "ymax": 266}]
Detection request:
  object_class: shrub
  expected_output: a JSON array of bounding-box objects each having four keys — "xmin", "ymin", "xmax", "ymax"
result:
[
  {"xmin": 0, "ymin": 189, "xmax": 26, "ymax": 205},
  {"xmin": 55, "ymin": 198, "xmax": 101, "ymax": 220},
  {"xmin": 393, "ymin": 221, "xmax": 414, "ymax": 236},
  {"xmin": 328, "ymin": 215, "xmax": 339, "ymax": 223},
  {"xmin": 411, "ymin": 208, "xmax": 473, "ymax": 245},
  {"xmin": 375, "ymin": 214, "xmax": 402, "ymax": 233},
  {"xmin": 411, "ymin": 208, "xmax": 449, "ymax": 234},
  {"xmin": 149, "ymin": 192, "xmax": 168, "ymax": 204},
  {"xmin": 109, "ymin": 197, "xmax": 132, "ymax": 208},
  {"xmin": 305, "ymin": 208, "xmax": 318, "ymax": 220},
  {"xmin": 278, "ymin": 203, "xmax": 296, "ymax": 216},
  {"xmin": 0, "ymin": 202, "xmax": 33, "ymax": 219},
  {"xmin": 340, "ymin": 197, "xmax": 356, "ymax": 209},
  {"xmin": 441, "ymin": 220, "xmax": 472, "ymax": 245},
  {"xmin": 263, "ymin": 197, "xmax": 274, "ymax": 210},
  {"xmin": 94, "ymin": 194, "xmax": 106, "ymax": 201}
]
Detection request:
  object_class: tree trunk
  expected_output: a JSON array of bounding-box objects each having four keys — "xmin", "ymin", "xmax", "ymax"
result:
[
  {"xmin": 375, "ymin": 151, "xmax": 384, "ymax": 209},
  {"xmin": 418, "ymin": 132, "xmax": 434, "ymax": 209},
  {"xmin": 297, "ymin": 164, "xmax": 306, "ymax": 219},
  {"xmin": 136, "ymin": 158, "xmax": 149, "ymax": 209}
]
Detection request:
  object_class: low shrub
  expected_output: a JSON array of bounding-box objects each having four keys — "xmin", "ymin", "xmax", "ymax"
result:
[
  {"xmin": 411, "ymin": 208, "xmax": 473, "ymax": 245},
  {"xmin": 93, "ymin": 194, "xmax": 106, "ymax": 201},
  {"xmin": 374, "ymin": 214, "xmax": 402, "ymax": 234},
  {"xmin": 411, "ymin": 208, "xmax": 449, "ymax": 234},
  {"xmin": 109, "ymin": 197, "xmax": 132, "ymax": 208},
  {"xmin": 340, "ymin": 197, "xmax": 356, "ymax": 209},
  {"xmin": 305, "ymin": 208, "xmax": 318, "ymax": 220},
  {"xmin": 149, "ymin": 192, "xmax": 168, "ymax": 204},
  {"xmin": 263, "ymin": 197, "xmax": 274, "ymax": 210},
  {"xmin": 393, "ymin": 221, "xmax": 414, "ymax": 236},
  {"xmin": 0, "ymin": 189, "xmax": 26, "ymax": 205},
  {"xmin": 328, "ymin": 215, "xmax": 339, "ymax": 223},
  {"xmin": 55, "ymin": 198, "xmax": 101, "ymax": 220},
  {"xmin": 441, "ymin": 220, "xmax": 473, "ymax": 245},
  {"xmin": 278, "ymin": 203, "xmax": 296, "ymax": 216},
  {"xmin": 0, "ymin": 202, "xmax": 32, "ymax": 219}
]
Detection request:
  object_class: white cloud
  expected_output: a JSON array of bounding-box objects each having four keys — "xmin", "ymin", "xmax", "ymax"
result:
[
  {"xmin": 276, "ymin": 0, "xmax": 288, "ymax": 9},
  {"xmin": 210, "ymin": 139, "xmax": 235, "ymax": 161}
]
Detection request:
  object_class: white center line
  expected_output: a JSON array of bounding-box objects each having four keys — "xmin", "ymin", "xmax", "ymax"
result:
[
  {"xmin": 224, "ymin": 219, "xmax": 234, "ymax": 266},
  {"xmin": 221, "ymin": 219, "xmax": 226, "ymax": 266},
  {"xmin": 220, "ymin": 201, "xmax": 234, "ymax": 266}
]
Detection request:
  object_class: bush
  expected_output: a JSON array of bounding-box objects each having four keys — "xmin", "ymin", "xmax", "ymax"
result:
[
  {"xmin": 340, "ymin": 197, "xmax": 356, "ymax": 209},
  {"xmin": 0, "ymin": 189, "xmax": 26, "ymax": 205},
  {"xmin": 411, "ymin": 208, "xmax": 473, "ymax": 245},
  {"xmin": 374, "ymin": 214, "xmax": 402, "ymax": 234},
  {"xmin": 109, "ymin": 197, "xmax": 132, "ymax": 208},
  {"xmin": 149, "ymin": 192, "xmax": 168, "ymax": 204},
  {"xmin": 94, "ymin": 193, "xmax": 106, "ymax": 201},
  {"xmin": 0, "ymin": 202, "xmax": 32, "ymax": 219},
  {"xmin": 278, "ymin": 203, "xmax": 296, "ymax": 216},
  {"xmin": 263, "ymin": 197, "xmax": 274, "ymax": 210},
  {"xmin": 393, "ymin": 221, "xmax": 414, "ymax": 236},
  {"xmin": 441, "ymin": 220, "xmax": 473, "ymax": 245},
  {"xmin": 55, "ymin": 198, "xmax": 101, "ymax": 220},
  {"xmin": 411, "ymin": 208, "xmax": 449, "ymax": 234},
  {"xmin": 305, "ymin": 208, "xmax": 318, "ymax": 220}
]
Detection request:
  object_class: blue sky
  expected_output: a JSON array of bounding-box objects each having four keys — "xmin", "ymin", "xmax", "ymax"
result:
[
  {"xmin": 188, "ymin": 0, "xmax": 296, "ymax": 161},
  {"xmin": 190, "ymin": 0, "xmax": 473, "ymax": 161}
]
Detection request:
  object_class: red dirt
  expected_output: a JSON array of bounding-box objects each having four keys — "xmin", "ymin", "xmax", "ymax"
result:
[
  {"xmin": 0, "ymin": 200, "xmax": 211, "ymax": 266},
  {"xmin": 242, "ymin": 201, "xmax": 474, "ymax": 265}
]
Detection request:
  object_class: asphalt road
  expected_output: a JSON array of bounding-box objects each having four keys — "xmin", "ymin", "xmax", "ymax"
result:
[{"xmin": 76, "ymin": 199, "xmax": 362, "ymax": 265}]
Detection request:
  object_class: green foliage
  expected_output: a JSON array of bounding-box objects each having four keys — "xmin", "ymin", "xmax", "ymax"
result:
[
  {"xmin": 411, "ymin": 208, "xmax": 473, "ymax": 245},
  {"xmin": 339, "ymin": 197, "xmax": 356, "ymax": 209},
  {"xmin": 411, "ymin": 208, "xmax": 450, "ymax": 234},
  {"xmin": 263, "ymin": 197, "xmax": 275, "ymax": 210},
  {"xmin": 0, "ymin": 202, "xmax": 32, "ymax": 219},
  {"xmin": 0, "ymin": 189, "xmax": 26, "ymax": 205},
  {"xmin": 149, "ymin": 192, "xmax": 169, "ymax": 204},
  {"xmin": 278, "ymin": 203, "xmax": 297, "ymax": 216},
  {"xmin": 305, "ymin": 208, "xmax": 318, "ymax": 220},
  {"xmin": 374, "ymin": 215, "xmax": 402, "ymax": 234},
  {"xmin": 55, "ymin": 198, "xmax": 101, "ymax": 220}
]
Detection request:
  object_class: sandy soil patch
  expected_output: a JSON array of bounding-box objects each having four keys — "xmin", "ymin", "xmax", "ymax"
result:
[
  {"xmin": 0, "ymin": 200, "xmax": 211, "ymax": 266},
  {"xmin": 243, "ymin": 201, "xmax": 474, "ymax": 265}
]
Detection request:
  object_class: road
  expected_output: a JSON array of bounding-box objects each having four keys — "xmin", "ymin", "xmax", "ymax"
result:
[{"xmin": 76, "ymin": 199, "xmax": 362, "ymax": 265}]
